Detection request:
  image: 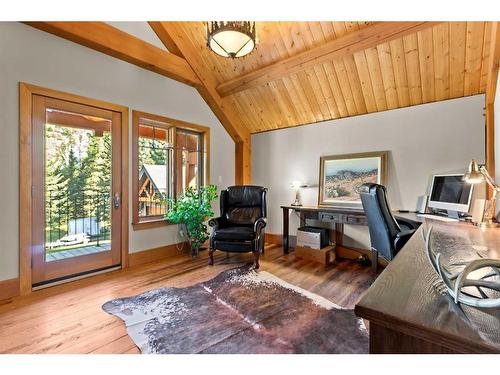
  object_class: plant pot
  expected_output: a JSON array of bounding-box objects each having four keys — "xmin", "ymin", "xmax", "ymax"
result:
[{"xmin": 190, "ymin": 245, "xmax": 209, "ymax": 257}]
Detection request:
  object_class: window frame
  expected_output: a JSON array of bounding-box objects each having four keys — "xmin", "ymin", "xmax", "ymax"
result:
[{"xmin": 132, "ymin": 110, "xmax": 210, "ymax": 230}]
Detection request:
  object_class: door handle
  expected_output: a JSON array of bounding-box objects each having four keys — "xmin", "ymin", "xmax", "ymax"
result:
[{"xmin": 113, "ymin": 193, "xmax": 121, "ymax": 209}]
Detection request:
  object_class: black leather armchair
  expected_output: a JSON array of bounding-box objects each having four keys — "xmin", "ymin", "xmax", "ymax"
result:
[
  {"xmin": 208, "ymin": 186, "xmax": 267, "ymax": 269},
  {"xmin": 359, "ymin": 183, "xmax": 420, "ymax": 272}
]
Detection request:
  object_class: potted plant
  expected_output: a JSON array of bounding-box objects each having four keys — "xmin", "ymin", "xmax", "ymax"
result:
[{"xmin": 165, "ymin": 185, "xmax": 218, "ymax": 257}]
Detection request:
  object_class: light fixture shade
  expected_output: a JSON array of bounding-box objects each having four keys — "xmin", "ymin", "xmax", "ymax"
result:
[
  {"xmin": 207, "ymin": 22, "xmax": 256, "ymax": 58},
  {"xmin": 464, "ymin": 159, "xmax": 484, "ymax": 184}
]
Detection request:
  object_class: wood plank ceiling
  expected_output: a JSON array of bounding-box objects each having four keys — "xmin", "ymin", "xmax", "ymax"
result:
[{"xmin": 178, "ymin": 21, "xmax": 492, "ymax": 133}]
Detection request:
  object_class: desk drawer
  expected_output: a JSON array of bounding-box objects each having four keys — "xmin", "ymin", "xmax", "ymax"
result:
[
  {"xmin": 319, "ymin": 212, "xmax": 343, "ymax": 223},
  {"xmin": 345, "ymin": 215, "xmax": 366, "ymax": 225}
]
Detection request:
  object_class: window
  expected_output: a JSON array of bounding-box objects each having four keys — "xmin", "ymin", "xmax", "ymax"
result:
[
  {"xmin": 176, "ymin": 128, "xmax": 205, "ymax": 192},
  {"xmin": 132, "ymin": 111, "xmax": 210, "ymax": 229}
]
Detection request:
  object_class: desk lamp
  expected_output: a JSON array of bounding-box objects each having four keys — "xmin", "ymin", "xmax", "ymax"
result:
[
  {"xmin": 290, "ymin": 181, "xmax": 307, "ymax": 206},
  {"xmin": 464, "ymin": 159, "xmax": 500, "ymax": 228}
]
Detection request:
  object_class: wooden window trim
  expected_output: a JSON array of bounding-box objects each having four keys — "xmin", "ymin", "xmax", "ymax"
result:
[{"xmin": 132, "ymin": 110, "xmax": 210, "ymax": 230}]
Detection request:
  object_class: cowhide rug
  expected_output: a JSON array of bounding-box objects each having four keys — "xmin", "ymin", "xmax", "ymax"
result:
[{"xmin": 102, "ymin": 267, "xmax": 368, "ymax": 354}]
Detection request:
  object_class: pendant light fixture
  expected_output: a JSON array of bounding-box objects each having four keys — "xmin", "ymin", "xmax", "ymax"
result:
[{"xmin": 206, "ymin": 21, "xmax": 256, "ymax": 58}]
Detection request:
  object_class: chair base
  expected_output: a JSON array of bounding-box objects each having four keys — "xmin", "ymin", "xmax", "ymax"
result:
[{"xmin": 208, "ymin": 248, "xmax": 260, "ymax": 269}]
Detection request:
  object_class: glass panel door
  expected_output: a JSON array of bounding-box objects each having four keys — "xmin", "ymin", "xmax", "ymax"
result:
[{"xmin": 31, "ymin": 96, "xmax": 122, "ymax": 285}]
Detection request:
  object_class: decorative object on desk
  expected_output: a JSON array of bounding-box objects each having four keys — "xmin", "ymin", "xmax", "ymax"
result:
[
  {"xmin": 206, "ymin": 22, "xmax": 256, "ymax": 58},
  {"xmin": 464, "ymin": 159, "xmax": 500, "ymax": 228},
  {"xmin": 416, "ymin": 194, "xmax": 429, "ymax": 214},
  {"xmin": 424, "ymin": 225, "xmax": 500, "ymax": 308},
  {"xmin": 290, "ymin": 180, "xmax": 307, "ymax": 206},
  {"xmin": 318, "ymin": 151, "xmax": 388, "ymax": 208},
  {"xmin": 165, "ymin": 185, "xmax": 218, "ymax": 257},
  {"xmin": 102, "ymin": 266, "xmax": 368, "ymax": 353}
]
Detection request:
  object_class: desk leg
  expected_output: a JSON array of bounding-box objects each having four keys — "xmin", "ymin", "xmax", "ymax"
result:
[
  {"xmin": 335, "ymin": 223, "xmax": 344, "ymax": 248},
  {"xmin": 283, "ymin": 207, "xmax": 289, "ymax": 254},
  {"xmin": 299, "ymin": 212, "xmax": 306, "ymax": 227},
  {"xmin": 371, "ymin": 249, "xmax": 378, "ymax": 273}
]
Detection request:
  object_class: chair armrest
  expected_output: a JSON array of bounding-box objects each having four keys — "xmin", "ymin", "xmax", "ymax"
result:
[
  {"xmin": 254, "ymin": 217, "xmax": 267, "ymax": 235},
  {"xmin": 396, "ymin": 217, "xmax": 421, "ymax": 231},
  {"xmin": 208, "ymin": 217, "xmax": 224, "ymax": 230},
  {"xmin": 394, "ymin": 229, "xmax": 416, "ymax": 252}
]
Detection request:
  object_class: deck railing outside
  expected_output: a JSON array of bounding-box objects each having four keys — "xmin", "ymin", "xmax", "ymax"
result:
[{"xmin": 45, "ymin": 188, "xmax": 111, "ymax": 252}]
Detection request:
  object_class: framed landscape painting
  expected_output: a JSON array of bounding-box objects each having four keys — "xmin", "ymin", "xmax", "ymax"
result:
[{"xmin": 318, "ymin": 151, "xmax": 388, "ymax": 207}]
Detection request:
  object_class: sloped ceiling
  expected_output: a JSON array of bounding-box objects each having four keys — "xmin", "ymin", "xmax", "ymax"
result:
[{"xmin": 177, "ymin": 22, "xmax": 491, "ymax": 133}]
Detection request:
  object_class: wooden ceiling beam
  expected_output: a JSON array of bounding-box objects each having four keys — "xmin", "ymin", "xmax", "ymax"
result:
[
  {"xmin": 217, "ymin": 22, "xmax": 442, "ymax": 97},
  {"xmin": 24, "ymin": 22, "xmax": 201, "ymax": 87},
  {"xmin": 148, "ymin": 22, "xmax": 185, "ymax": 58},
  {"xmin": 149, "ymin": 22, "xmax": 252, "ymax": 184},
  {"xmin": 486, "ymin": 22, "xmax": 500, "ymax": 106},
  {"xmin": 485, "ymin": 22, "xmax": 500, "ymax": 187}
]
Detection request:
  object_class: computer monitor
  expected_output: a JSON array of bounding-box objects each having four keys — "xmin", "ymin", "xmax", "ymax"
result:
[{"xmin": 427, "ymin": 174, "xmax": 474, "ymax": 214}]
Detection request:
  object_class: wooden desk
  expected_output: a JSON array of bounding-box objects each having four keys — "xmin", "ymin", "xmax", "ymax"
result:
[
  {"xmin": 281, "ymin": 205, "xmax": 422, "ymax": 266},
  {"xmin": 355, "ymin": 220, "xmax": 500, "ymax": 353},
  {"xmin": 281, "ymin": 205, "xmax": 366, "ymax": 254}
]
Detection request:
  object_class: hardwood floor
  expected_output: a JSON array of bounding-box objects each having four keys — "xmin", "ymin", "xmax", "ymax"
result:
[{"xmin": 0, "ymin": 244, "xmax": 378, "ymax": 354}]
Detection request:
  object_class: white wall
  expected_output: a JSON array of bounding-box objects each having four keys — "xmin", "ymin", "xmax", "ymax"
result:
[
  {"xmin": 0, "ymin": 22, "xmax": 235, "ymax": 281},
  {"xmin": 106, "ymin": 22, "xmax": 168, "ymax": 51},
  {"xmin": 253, "ymin": 95, "xmax": 486, "ymax": 249}
]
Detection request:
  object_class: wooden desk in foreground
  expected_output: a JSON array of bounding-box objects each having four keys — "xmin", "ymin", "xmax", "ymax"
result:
[{"xmin": 355, "ymin": 220, "xmax": 500, "ymax": 353}]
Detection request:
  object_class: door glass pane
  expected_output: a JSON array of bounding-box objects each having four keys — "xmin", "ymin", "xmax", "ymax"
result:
[
  {"xmin": 137, "ymin": 120, "xmax": 173, "ymax": 220},
  {"xmin": 44, "ymin": 109, "xmax": 112, "ymax": 262},
  {"xmin": 176, "ymin": 129, "xmax": 203, "ymax": 193}
]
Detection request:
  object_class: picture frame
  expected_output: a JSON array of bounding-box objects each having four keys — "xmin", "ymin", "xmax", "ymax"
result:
[{"xmin": 318, "ymin": 151, "xmax": 388, "ymax": 208}]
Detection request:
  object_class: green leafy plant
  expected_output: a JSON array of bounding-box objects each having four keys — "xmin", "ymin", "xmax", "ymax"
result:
[{"xmin": 165, "ymin": 185, "xmax": 218, "ymax": 256}]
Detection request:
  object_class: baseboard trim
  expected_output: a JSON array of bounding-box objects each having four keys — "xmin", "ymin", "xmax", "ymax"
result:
[
  {"xmin": 129, "ymin": 242, "xmax": 190, "ymax": 267},
  {"xmin": 265, "ymin": 233, "xmax": 283, "ymax": 245},
  {"xmin": 0, "ymin": 278, "xmax": 20, "ymax": 301}
]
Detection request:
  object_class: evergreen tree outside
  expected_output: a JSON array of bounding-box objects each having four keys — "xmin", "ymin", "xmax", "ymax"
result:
[
  {"xmin": 45, "ymin": 124, "xmax": 112, "ymax": 248},
  {"xmin": 138, "ymin": 137, "xmax": 167, "ymax": 169},
  {"xmin": 44, "ymin": 122, "xmax": 175, "ymax": 252}
]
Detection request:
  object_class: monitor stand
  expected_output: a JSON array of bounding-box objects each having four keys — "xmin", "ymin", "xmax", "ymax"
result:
[{"xmin": 447, "ymin": 210, "xmax": 460, "ymax": 219}]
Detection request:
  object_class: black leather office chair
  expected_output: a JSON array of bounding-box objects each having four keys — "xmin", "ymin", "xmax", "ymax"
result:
[
  {"xmin": 208, "ymin": 186, "xmax": 267, "ymax": 269},
  {"xmin": 359, "ymin": 183, "xmax": 420, "ymax": 272}
]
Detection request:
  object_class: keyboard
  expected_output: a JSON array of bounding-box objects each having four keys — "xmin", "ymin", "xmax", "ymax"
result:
[{"xmin": 416, "ymin": 214, "xmax": 459, "ymax": 222}]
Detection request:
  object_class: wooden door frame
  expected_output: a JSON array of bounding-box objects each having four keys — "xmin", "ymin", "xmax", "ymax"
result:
[{"xmin": 19, "ymin": 82, "xmax": 129, "ymax": 295}]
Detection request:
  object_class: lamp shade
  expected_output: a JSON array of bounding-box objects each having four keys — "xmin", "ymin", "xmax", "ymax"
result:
[
  {"xmin": 464, "ymin": 159, "xmax": 484, "ymax": 184},
  {"xmin": 207, "ymin": 22, "xmax": 256, "ymax": 58}
]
